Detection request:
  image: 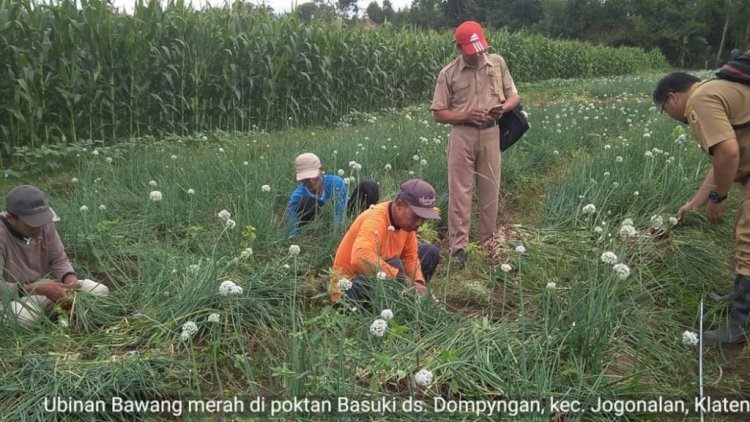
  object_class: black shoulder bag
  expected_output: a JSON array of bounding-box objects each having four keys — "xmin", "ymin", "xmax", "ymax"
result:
[
  {"xmin": 498, "ymin": 104, "xmax": 530, "ymax": 152},
  {"xmin": 717, "ymin": 49, "xmax": 750, "ymax": 131}
]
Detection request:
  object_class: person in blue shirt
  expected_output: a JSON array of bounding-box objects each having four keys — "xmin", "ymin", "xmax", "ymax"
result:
[{"xmin": 287, "ymin": 153, "xmax": 379, "ymax": 235}]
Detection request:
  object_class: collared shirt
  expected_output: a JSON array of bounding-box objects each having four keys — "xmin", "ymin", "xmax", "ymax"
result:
[
  {"xmin": 286, "ymin": 174, "xmax": 348, "ymax": 235},
  {"xmin": 331, "ymin": 201, "xmax": 424, "ymax": 301},
  {"xmin": 0, "ymin": 212, "xmax": 75, "ymax": 297},
  {"xmin": 685, "ymin": 79, "xmax": 750, "ymax": 186},
  {"xmin": 430, "ymin": 53, "xmax": 517, "ymax": 113}
]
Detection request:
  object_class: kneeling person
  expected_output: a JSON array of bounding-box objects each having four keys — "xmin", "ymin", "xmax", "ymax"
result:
[
  {"xmin": 0, "ymin": 185, "xmax": 109, "ymax": 326},
  {"xmin": 287, "ymin": 153, "xmax": 379, "ymax": 236},
  {"xmin": 331, "ymin": 179, "xmax": 441, "ymax": 302}
]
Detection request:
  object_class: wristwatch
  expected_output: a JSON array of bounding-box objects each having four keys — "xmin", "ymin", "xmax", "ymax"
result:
[{"xmin": 708, "ymin": 191, "xmax": 728, "ymax": 204}]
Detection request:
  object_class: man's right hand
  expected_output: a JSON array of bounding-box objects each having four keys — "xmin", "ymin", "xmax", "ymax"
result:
[
  {"xmin": 466, "ymin": 109, "xmax": 493, "ymax": 125},
  {"xmin": 677, "ymin": 201, "xmax": 700, "ymax": 221},
  {"xmin": 27, "ymin": 281, "xmax": 73, "ymax": 302}
]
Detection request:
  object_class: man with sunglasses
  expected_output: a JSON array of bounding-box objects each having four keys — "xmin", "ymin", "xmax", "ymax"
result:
[{"xmin": 653, "ymin": 72, "xmax": 750, "ymax": 343}]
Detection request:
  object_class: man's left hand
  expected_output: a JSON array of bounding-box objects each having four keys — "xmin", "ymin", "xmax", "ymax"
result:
[
  {"xmin": 413, "ymin": 280, "xmax": 427, "ymax": 294},
  {"xmin": 63, "ymin": 275, "xmax": 80, "ymax": 288},
  {"xmin": 706, "ymin": 201, "xmax": 726, "ymax": 223}
]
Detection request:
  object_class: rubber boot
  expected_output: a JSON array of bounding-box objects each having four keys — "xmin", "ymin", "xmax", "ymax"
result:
[
  {"xmin": 708, "ymin": 277, "xmax": 740, "ymax": 303},
  {"xmin": 704, "ymin": 275, "xmax": 750, "ymax": 344}
]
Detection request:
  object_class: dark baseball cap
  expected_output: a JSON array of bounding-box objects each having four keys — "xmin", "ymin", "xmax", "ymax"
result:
[
  {"xmin": 6, "ymin": 185, "xmax": 54, "ymax": 227},
  {"xmin": 398, "ymin": 179, "xmax": 440, "ymax": 220}
]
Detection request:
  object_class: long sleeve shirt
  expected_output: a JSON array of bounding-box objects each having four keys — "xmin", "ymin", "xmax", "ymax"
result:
[
  {"xmin": 331, "ymin": 201, "xmax": 423, "ymax": 301},
  {"xmin": 0, "ymin": 212, "xmax": 75, "ymax": 298},
  {"xmin": 286, "ymin": 174, "xmax": 348, "ymax": 235}
]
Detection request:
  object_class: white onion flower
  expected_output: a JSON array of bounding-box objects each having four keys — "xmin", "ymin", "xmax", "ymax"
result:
[
  {"xmin": 582, "ymin": 204, "xmax": 596, "ymax": 214},
  {"xmin": 219, "ymin": 280, "xmax": 243, "ymax": 296},
  {"xmin": 106, "ymin": 157, "xmax": 113, "ymax": 163},
  {"xmin": 651, "ymin": 215, "xmax": 663, "ymax": 229},
  {"xmin": 289, "ymin": 244, "xmax": 301, "ymax": 255},
  {"xmin": 261, "ymin": 185, "xmax": 271, "ymax": 192},
  {"xmin": 546, "ymin": 281, "xmax": 557, "ymax": 289},
  {"xmin": 71, "ymin": 177, "xmax": 79, "ymax": 183},
  {"xmin": 369, "ymin": 319, "xmax": 387, "ymax": 337},
  {"xmin": 98, "ymin": 204, "xmax": 106, "ymax": 210},
  {"xmin": 149, "ymin": 191, "xmax": 163, "ymax": 202},
  {"xmin": 225, "ymin": 219, "xmax": 237, "ymax": 229},
  {"xmin": 80, "ymin": 205, "xmax": 89, "ymax": 212},
  {"xmin": 600, "ymin": 251, "xmax": 618, "ymax": 265},
  {"xmin": 515, "ymin": 245, "xmax": 526, "ymax": 254},
  {"xmin": 384, "ymin": 164, "xmax": 392, "ymax": 171},
  {"xmin": 218, "ymin": 209, "xmax": 231, "ymax": 221},
  {"xmin": 669, "ymin": 216, "xmax": 679, "ymax": 226},
  {"xmin": 619, "ymin": 224, "xmax": 636, "ymax": 238},
  {"xmin": 240, "ymin": 248, "xmax": 253, "ymax": 259},
  {"xmin": 613, "ymin": 263, "xmax": 630, "ymax": 280},
  {"xmin": 682, "ymin": 330, "xmax": 698, "ymax": 346},
  {"xmin": 337, "ymin": 278, "xmax": 353, "ymax": 291},
  {"xmin": 414, "ymin": 368, "xmax": 433, "ymax": 388},
  {"xmin": 149, "ymin": 180, "xmax": 157, "ymax": 187},
  {"xmin": 171, "ymin": 155, "xmax": 177, "ymax": 160},
  {"xmin": 412, "ymin": 155, "xmax": 420, "ymax": 161},
  {"xmin": 420, "ymin": 159, "xmax": 427, "ymax": 166},
  {"xmin": 337, "ymin": 169, "xmax": 345, "ymax": 177},
  {"xmin": 207, "ymin": 313, "xmax": 220, "ymax": 323},
  {"xmin": 380, "ymin": 309, "xmax": 393, "ymax": 321},
  {"xmin": 187, "ymin": 189, "xmax": 195, "ymax": 195},
  {"xmin": 615, "ymin": 156, "xmax": 623, "ymax": 162},
  {"xmin": 181, "ymin": 321, "xmax": 198, "ymax": 341},
  {"xmin": 188, "ymin": 264, "xmax": 200, "ymax": 273},
  {"xmin": 500, "ymin": 264, "xmax": 512, "ymax": 273},
  {"xmin": 594, "ymin": 226, "xmax": 603, "ymax": 233}
]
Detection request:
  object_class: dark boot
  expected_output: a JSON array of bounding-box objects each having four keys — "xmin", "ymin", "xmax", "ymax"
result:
[
  {"xmin": 708, "ymin": 277, "xmax": 740, "ymax": 303},
  {"xmin": 704, "ymin": 275, "xmax": 750, "ymax": 344}
]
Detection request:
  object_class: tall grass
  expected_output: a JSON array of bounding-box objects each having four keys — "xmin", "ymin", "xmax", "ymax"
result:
[{"xmin": 0, "ymin": 0, "xmax": 667, "ymax": 154}]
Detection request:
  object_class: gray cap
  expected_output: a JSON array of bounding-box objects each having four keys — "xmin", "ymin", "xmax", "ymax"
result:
[
  {"xmin": 6, "ymin": 185, "xmax": 54, "ymax": 227},
  {"xmin": 398, "ymin": 179, "xmax": 440, "ymax": 220}
]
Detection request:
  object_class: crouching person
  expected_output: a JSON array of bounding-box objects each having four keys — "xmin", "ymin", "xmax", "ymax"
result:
[
  {"xmin": 331, "ymin": 179, "xmax": 441, "ymax": 302},
  {"xmin": 0, "ymin": 185, "xmax": 108, "ymax": 326}
]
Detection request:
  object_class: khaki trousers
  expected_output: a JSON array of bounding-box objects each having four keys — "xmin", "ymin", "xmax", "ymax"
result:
[
  {"xmin": 447, "ymin": 125, "xmax": 501, "ymax": 253},
  {"xmin": 736, "ymin": 183, "xmax": 750, "ymax": 277}
]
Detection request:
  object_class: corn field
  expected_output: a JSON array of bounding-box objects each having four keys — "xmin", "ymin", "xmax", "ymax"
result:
[{"xmin": 0, "ymin": 0, "xmax": 666, "ymax": 152}]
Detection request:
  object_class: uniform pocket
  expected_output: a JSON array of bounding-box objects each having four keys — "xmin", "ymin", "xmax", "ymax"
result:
[{"xmin": 450, "ymin": 80, "xmax": 471, "ymax": 108}]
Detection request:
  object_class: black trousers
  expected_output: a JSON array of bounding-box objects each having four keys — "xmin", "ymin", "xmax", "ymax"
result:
[
  {"xmin": 346, "ymin": 243, "xmax": 441, "ymax": 302},
  {"xmin": 297, "ymin": 180, "xmax": 379, "ymax": 224}
]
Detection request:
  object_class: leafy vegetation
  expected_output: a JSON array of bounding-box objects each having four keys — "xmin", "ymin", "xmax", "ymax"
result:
[
  {"xmin": 3, "ymin": 72, "xmax": 747, "ymax": 421},
  {"xmin": 0, "ymin": 0, "xmax": 665, "ymax": 154}
]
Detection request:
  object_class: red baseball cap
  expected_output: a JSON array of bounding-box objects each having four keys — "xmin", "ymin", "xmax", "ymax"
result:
[{"xmin": 455, "ymin": 21, "xmax": 489, "ymax": 55}]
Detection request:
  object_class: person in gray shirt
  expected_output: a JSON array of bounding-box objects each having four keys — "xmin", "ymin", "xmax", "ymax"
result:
[{"xmin": 0, "ymin": 185, "xmax": 108, "ymax": 326}]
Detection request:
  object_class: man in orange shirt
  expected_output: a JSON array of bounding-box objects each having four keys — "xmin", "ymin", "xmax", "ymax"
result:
[{"xmin": 331, "ymin": 179, "xmax": 441, "ymax": 302}]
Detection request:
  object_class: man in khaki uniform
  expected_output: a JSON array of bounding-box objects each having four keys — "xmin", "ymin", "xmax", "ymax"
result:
[
  {"xmin": 431, "ymin": 20, "xmax": 519, "ymax": 268},
  {"xmin": 654, "ymin": 72, "xmax": 750, "ymax": 343}
]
